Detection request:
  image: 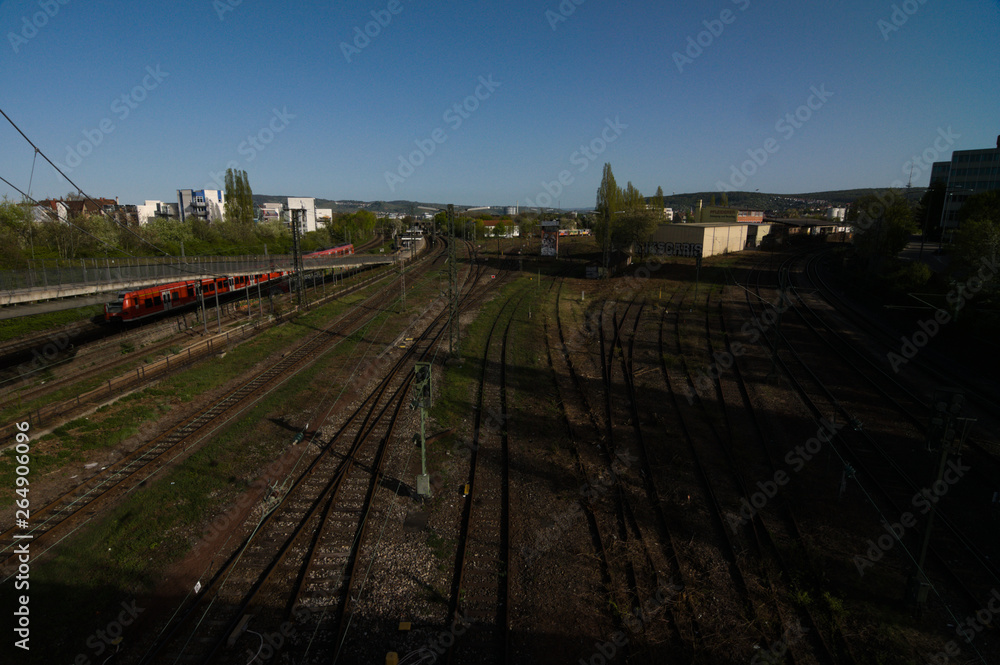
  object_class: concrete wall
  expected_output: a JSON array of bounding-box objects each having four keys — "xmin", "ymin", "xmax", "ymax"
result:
[
  {"xmin": 644, "ymin": 222, "xmax": 772, "ymax": 257},
  {"xmin": 703, "ymin": 224, "xmax": 748, "ymax": 256}
]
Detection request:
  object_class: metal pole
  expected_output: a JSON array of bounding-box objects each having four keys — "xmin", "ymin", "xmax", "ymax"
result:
[
  {"xmin": 448, "ymin": 204, "xmax": 458, "ymax": 357},
  {"xmin": 291, "ymin": 208, "xmax": 305, "ymax": 307},
  {"xmin": 215, "ymin": 280, "xmax": 222, "ymax": 334},
  {"xmin": 200, "ymin": 287, "xmax": 208, "ymax": 336},
  {"xmin": 918, "ymin": 204, "xmax": 929, "ymax": 261},
  {"xmin": 907, "ymin": 443, "xmax": 949, "ymax": 611},
  {"xmin": 420, "ymin": 406, "xmax": 427, "ymax": 480}
]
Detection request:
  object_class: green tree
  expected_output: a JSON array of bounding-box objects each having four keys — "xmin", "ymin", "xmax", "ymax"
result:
[
  {"xmin": 224, "ymin": 168, "xmax": 254, "ymax": 226},
  {"xmin": 239, "ymin": 170, "xmax": 253, "ymax": 224},
  {"xmin": 957, "ymin": 190, "xmax": 1000, "ymax": 228},
  {"xmin": 224, "ymin": 168, "xmax": 237, "ymax": 223},
  {"xmin": 519, "ymin": 216, "xmax": 538, "ymax": 241},
  {"xmin": 952, "ymin": 191, "xmax": 1000, "ymax": 279},
  {"xmin": 0, "ymin": 198, "xmax": 30, "ymax": 268},
  {"xmin": 953, "ymin": 218, "xmax": 1000, "ymax": 274},
  {"xmin": 617, "ymin": 182, "xmax": 656, "ymax": 260},
  {"xmin": 652, "ymin": 186, "xmax": 666, "ymax": 223},
  {"xmin": 916, "ymin": 180, "xmax": 947, "ymax": 240},
  {"xmin": 850, "ymin": 190, "xmax": 916, "ymax": 270},
  {"xmin": 595, "ymin": 163, "xmax": 621, "ymax": 259}
]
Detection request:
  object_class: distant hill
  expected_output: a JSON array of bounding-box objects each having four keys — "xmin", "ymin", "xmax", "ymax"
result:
[
  {"xmin": 250, "ymin": 187, "xmax": 927, "ymax": 218},
  {"xmin": 657, "ymin": 188, "xmax": 926, "ymax": 214},
  {"xmin": 251, "ymin": 196, "xmax": 481, "ymax": 215}
]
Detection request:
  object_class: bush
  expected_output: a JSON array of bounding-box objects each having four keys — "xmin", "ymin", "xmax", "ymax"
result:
[{"xmin": 884, "ymin": 260, "xmax": 931, "ymax": 294}]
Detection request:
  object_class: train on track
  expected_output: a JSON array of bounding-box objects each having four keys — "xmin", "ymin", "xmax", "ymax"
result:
[
  {"xmin": 103, "ymin": 271, "xmax": 288, "ymax": 322},
  {"xmin": 303, "ymin": 243, "xmax": 354, "ymax": 258},
  {"xmin": 104, "ymin": 244, "xmax": 355, "ymax": 322}
]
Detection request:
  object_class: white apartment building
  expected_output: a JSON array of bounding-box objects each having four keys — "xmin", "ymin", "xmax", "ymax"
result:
[
  {"xmin": 178, "ymin": 189, "xmax": 225, "ymax": 222},
  {"xmin": 136, "ymin": 200, "xmax": 180, "ymax": 225},
  {"xmin": 259, "ymin": 202, "xmax": 284, "ymax": 223}
]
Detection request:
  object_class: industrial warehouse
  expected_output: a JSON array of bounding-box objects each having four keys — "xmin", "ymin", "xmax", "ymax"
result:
[{"xmin": 644, "ymin": 221, "xmax": 772, "ymax": 257}]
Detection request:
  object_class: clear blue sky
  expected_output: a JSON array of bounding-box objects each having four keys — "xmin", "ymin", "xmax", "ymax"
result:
[{"xmin": 1, "ymin": 0, "xmax": 998, "ymax": 210}]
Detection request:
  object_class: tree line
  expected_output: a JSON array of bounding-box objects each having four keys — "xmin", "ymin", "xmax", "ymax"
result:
[{"xmin": 594, "ymin": 163, "xmax": 665, "ymax": 261}]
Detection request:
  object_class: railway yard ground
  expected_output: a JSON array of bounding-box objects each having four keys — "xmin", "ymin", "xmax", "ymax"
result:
[{"xmin": 1, "ymin": 235, "xmax": 999, "ymax": 665}]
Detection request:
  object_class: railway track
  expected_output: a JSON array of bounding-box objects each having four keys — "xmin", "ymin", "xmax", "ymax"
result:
[
  {"xmin": 538, "ymin": 280, "xmax": 628, "ymax": 651},
  {"xmin": 0, "ymin": 245, "xmax": 443, "ymax": 575},
  {"xmin": 662, "ymin": 278, "xmax": 853, "ymax": 664},
  {"xmin": 709, "ymin": 286, "xmax": 862, "ymax": 665},
  {"xmin": 547, "ymin": 280, "xmax": 701, "ymax": 662},
  {"xmin": 443, "ymin": 285, "xmax": 526, "ymax": 664},
  {"xmin": 0, "ymin": 231, "xmax": 387, "ymax": 417},
  {"xmin": 740, "ymin": 252, "xmax": 996, "ymax": 663},
  {"xmin": 0, "ymin": 262, "xmax": 393, "ymax": 440},
  {"xmin": 144, "ymin": 291, "xmax": 446, "ymax": 665},
  {"xmin": 135, "ymin": 242, "xmax": 514, "ymax": 664}
]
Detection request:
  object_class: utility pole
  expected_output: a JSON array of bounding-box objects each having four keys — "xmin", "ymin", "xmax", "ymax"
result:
[
  {"xmin": 907, "ymin": 389, "xmax": 975, "ymax": 611},
  {"xmin": 200, "ymin": 282, "xmax": 208, "ymax": 335},
  {"xmin": 290, "ymin": 207, "xmax": 306, "ymax": 307},
  {"xmin": 413, "ymin": 362, "xmax": 432, "ymax": 498},
  {"xmin": 400, "ymin": 241, "xmax": 406, "ymax": 312},
  {"xmin": 448, "ymin": 204, "xmax": 459, "ymax": 358},
  {"xmin": 215, "ymin": 279, "xmax": 222, "ymax": 334}
]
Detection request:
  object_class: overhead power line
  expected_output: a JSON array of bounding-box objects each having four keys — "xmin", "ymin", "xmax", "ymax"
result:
[
  {"xmin": 0, "ymin": 105, "xmax": 174, "ymax": 257},
  {"xmin": 0, "ymin": 172, "xmax": 137, "ymax": 258}
]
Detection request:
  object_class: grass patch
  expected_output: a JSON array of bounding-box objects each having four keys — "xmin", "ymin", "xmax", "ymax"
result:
[
  {"xmin": 0, "ymin": 305, "xmax": 101, "ymax": 344},
  {"xmin": 429, "ymin": 277, "xmax": 530, "ymax": 428},
  {"xmin": 0, "ymin": 273, "xmax": 397, "ymax": 507},
  {"xmin": 0, "ymin": 277, "xmax": 416, "ymax": 661}
]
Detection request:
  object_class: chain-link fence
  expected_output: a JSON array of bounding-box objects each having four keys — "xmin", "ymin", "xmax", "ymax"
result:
[{"xmin": 0, "ymin": 254, "xmax": 392, "ymax": 300}]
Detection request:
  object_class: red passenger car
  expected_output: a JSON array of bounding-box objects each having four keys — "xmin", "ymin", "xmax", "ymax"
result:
[
  {"xmin": 104, "ymin": 271, "xmax": 285, "ymax": 322},
  {"xmin": 303, "ymin": 243, "xmax": 354, "ymax": 259}
]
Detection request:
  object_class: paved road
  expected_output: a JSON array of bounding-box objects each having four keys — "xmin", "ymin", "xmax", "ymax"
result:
[{"xmin": 897, "ymin": 236, "xmax": 950, "ymax": 273}]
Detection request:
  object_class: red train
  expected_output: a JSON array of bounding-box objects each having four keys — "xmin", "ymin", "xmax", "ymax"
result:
[
  {"xmin": 104, "ymin": 271, "xmax": 286, "ymax": 322},
  {"xmin": 104, "ymin": 246, "xmax": 353, "ymax": 322},
  {"xmin": 304, "ymin": 243, "xmax": 354, "ymax": 259}
]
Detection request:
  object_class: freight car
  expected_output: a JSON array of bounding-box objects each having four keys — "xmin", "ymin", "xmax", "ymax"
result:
[{"xmin": 104, "ymin": 271, "xmax": 286, "ymax": 322}]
